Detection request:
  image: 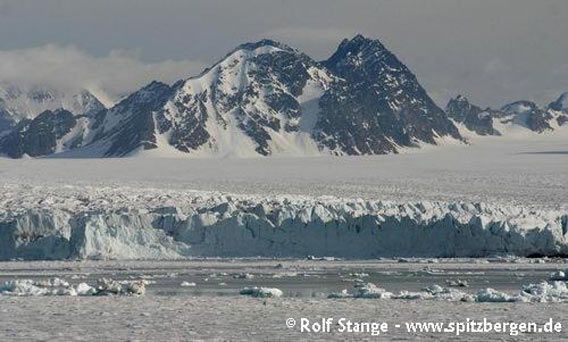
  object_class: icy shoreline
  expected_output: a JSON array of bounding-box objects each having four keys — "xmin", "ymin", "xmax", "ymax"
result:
[{"xmin": 1, "ymin": 185, "xmax": 567, "ymax": 260}]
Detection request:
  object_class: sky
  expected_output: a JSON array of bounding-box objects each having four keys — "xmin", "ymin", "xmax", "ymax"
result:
[{"xmin": 0, "ymin": 0, "xmax": 567, "ymax": 107}]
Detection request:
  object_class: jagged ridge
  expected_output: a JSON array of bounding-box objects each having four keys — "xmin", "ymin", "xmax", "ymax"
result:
[
  {"xmin": 1, "ymin": 35, "xmax": 467, "ymax": 158},
  {"xmin": 446, "ymin": 94, "xmax": 568, "ymax": 135}
]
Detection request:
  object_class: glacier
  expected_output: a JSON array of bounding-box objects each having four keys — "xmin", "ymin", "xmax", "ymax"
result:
[{"xmin": 1, "ymin": 185, "xmax": 567, "ymax": 260}]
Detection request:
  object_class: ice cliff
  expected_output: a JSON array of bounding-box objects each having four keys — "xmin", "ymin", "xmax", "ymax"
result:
[{"xmin": 1, "ymin": 185, "xmax": 567, "ymax": 260}]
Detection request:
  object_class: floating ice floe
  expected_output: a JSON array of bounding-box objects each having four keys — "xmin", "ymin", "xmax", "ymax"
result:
[
  {"xmin": 327, "ymin": 289, "xmax": 351, "ymax": 299},
  {"xmin": 474, "ymin": 288, "xmax": 522, "ymax": 303},
  {"xmin": 239, "ymin": 286, "xmax": 283, "ymax": 298},
  {"xmin": 180, "ymin": 281, "xmax": 196, "ymax": 287},
  {"xmin": 353, "ymin": 283, "xmax": 393, "ymax": 299},
  {"xmin": 446, "ymin": 279, "xmax": 469, "ymax": 287},
  {"xmin": 329, "ymin": 283, "xmax": 473, "ymax": 301},
  {"xmin": 520, "ymin": 281, "xmax": 568, "ymax": 302},
  {"xmin": 306, "ymin": 256, "xmax": 340, "ymax": 261},
  {"xmin": 31, "ymin": 277, "xmax": 70, "ymax": 288},
  {"xmin": 418, "ymin": 285, "xmax": 474, "ymax": 301},
  {"xmin": 474, "ymin": 281, "xmax": 568, "ymax": 303},
  {"xmin": 271, "ymin": 272, "xmax": 298, "ymax": 278},
  {"xmin": 75, "ymin": 283, "xmax": 97, "ymax": 296},
  {"xmin": 328, "ymin": 283, "xmax": 393, "ymax": 299},
  {"xmin": 349, "ymin": 272, "xmax": 370, "ymax": 278},
  {"xmin": 327, "ymin": 281, "xmax": 568, "ymax": 303},
  {"xmin": 232, "ymin": 273, "xmax": 255, "ymax": 279},
  {"xmin": 70, "ymin": 274, "xmax": 88, "ymax": 280},
  {"xmin": 549, "ymin": 270, "xmax": 568, "ymax": 281},
  {"xmin": 0, "ymin": 278, "xmax": 146, "ymax": 296},
  {"xmin": 0, "ymin": 279, "xmax": 75, "ymax": 296},
  {"xmin": 90, "ymin": 278, "xmax": 146, "ymax": 296}
]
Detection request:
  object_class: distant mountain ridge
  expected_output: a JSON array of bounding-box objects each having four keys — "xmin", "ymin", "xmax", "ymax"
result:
[
  {"xmin": 0, "ymin": 84, "xmax": 105, "ymax": 122},
  {"xmin": 446, "ymin": 94, "xmax": 568, "ymax": 136},
  {"xmin": 0, "ymin": 35, "xmax": 566, "ymax": 159}
]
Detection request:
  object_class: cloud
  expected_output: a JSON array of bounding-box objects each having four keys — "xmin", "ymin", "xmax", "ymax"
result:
[
  {"xmin": 0, "ymin": 1, "xmax": 11, "ymax": 16},
  {"xmin": 0, "ymin": 45, "xmax": 204, "ymax": 105}
]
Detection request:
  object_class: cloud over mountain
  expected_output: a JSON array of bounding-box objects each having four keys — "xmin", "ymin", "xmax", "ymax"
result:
[{"xmin": 0, "ymin": 44, "xmax": 204, "ymax": 105}]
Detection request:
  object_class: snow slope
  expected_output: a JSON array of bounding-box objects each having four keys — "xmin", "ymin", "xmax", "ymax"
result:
[{"xmin": 1, "ymin": 133, "xmax": 564, "ymax": 207}]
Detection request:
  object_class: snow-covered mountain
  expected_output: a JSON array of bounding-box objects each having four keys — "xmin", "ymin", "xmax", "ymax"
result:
[
  {"xmin": 0, "ymin": 84, "xmax": 108, "ymax": 157},
  {"xmin": 0, "ymin": 109, "xmax": 77, "ymax": 158},
  {"xmin": 318, "ymin": 35, "xmax": 462, "ymax": 154},
  {"xmin": 0, "ymin": 35, "xmax": 465, "ymax": 158},
  {"xmin": 83, "ymin": 39, "xmax": 335, "ymax": 157},
  {"xmin": 1, "ymin": 35, "xmax": 566, "ymax": 159},
  {"xmin": 0, "ymin": 84, "xmax": 105, "ymax": 122},
  {"xmin": 446, "ymin": 94, "xmax": 568, "ymax": 136},
  {"xmin": 85, "ymin": 36, "xmax": 464, "ymax": 157},
  {"xmin": 548, "ymin": 92, "xmax": 568, "ymax": 126},
  {"xmin": 445, "ymin": 95, "xmax": 501, "ymax": 136}
]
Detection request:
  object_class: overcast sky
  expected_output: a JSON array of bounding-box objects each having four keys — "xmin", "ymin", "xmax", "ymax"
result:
[{"xmin": 0, "ymin": 0, "xmax": 567, "ymax": 107}]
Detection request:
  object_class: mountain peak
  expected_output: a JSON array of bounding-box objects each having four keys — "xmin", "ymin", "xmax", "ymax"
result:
[
  {"xmin": 323, "ymin": 34, "xmax": 399, "ymax": 78},
  {"xmin": 445, "ymin": 96, "xmax": 501, "ymax": 136},
  {"xmin": 548, "ymin": 92, "xmax": 568, "ymax": 112},
  {"xmin": 319, "ymin": 34, "xmax": 462, "ymax": 154},
  {"xmin": 342, "ymin": 34, "xmax": 378, "ymax": 45},
  {"xmin": 235, "ymin": 39, "xmax": 291, "ymax": 52},
  {"xmin": 193, "ymin": 39, "xmax": 300, "ymax": 80},
  {"xmin": 141, "ymin": 80, "xmax": 169, "ymax": 91},
  {"xmin": 451, "ymin": 95, "xmax": 470, "ymax": 103},
  {"xmin": 334, "ymin": 34, "xmax": 387, "ymax": 55},
  {"xmin": 501, "ymin": 100, "xmax": 539, "ymax": 114}
]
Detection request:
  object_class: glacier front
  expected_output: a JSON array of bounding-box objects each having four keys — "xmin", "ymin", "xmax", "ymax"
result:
[{"xmin": 1, "ymin": 185, "xmax": 567, "ymax": 260}]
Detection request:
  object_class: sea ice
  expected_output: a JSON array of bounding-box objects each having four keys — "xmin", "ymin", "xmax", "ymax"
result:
[
  {"xmin": 239, "ymin": 286, "xmax": 283, "ymax": 298},
  {"xmin": 474, "ymin": 288, "xmax": 523, "ymax": 303},
  {"xmin": 0, "ymin": 277, "xmax": 147, "ymax": 297},
  {"xmin": 521, "ymin": 281, "xmax": 568, "ymax": 302},
  {"xmin": 446, "ymin": 279, "xmax": 469, "ymax": 287},
  {"xmin": 549, "ymin": 270, "xmax": 568, "ymax": 281}
]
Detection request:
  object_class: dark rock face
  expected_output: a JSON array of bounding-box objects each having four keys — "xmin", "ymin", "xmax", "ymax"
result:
[
  {"xmin": 0, "ymin": 105, "xmax": 15, "ymax": 133},
  {"xmin": 317, "ymin": 35, "xmax": 462, "ymax": 154},
  {"xmin": 231, "ymin": 46, "xmax": 314, "ymax": 155},
  {"xmin": 91, "ymin": 81, "xmax": 175, "ymax": 157},
  {"xmin": 445, "ymin": 96, "xmax": 501, "ymax": 136},
  {"xmin": 547, "ymin": 93, "xmax": 568, "ymax": 126},
  {"xmin": 548, "ymin": 93, "xmax": 568, "ymax": 112},
  {"xmin": 160, "ymin": 88, "xmax": 211, "ymax": 153},
  {"xmin": 0, "ymin": 109, "xmax": 76, "ymax": 158}
]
